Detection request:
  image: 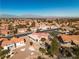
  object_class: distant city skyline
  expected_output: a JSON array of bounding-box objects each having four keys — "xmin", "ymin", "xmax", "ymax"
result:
[{"xmin": 0, "ymin": 0, "xmax": 79, "ymax": 17}]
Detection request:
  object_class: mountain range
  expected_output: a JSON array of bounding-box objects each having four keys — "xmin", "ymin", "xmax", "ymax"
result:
[
  {"xmin": 0, "ymin": 14, "xmax": 45, "ymax": 18},
  {"xmin": 0, "ymin": 14, "xmax": 78, "ymax": 18}
]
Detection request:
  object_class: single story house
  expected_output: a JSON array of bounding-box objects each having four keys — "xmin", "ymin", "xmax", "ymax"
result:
[
  {"xmin": 57, "ymin": 34, "xmax": 79, "ymax": 47},
  {"xmin": 0, "ymin": 37, "xmax": 25, "ymax": 50}
]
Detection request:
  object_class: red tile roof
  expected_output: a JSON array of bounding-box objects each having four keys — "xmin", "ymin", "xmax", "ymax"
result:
[
  {"xmin": 59, "ymin": 34, "xmax": 79, "ymax": 44},
  {"xmin": 0, "ymin": 37, "xmax": 24, "ymax": 47}
]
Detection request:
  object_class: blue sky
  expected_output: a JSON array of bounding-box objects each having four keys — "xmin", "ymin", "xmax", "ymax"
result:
[{"xmin": 0, "ymin": 0, "xmax": 79, "ymax": 17}]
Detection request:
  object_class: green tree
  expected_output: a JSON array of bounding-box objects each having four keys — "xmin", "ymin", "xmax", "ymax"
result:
[
  {"xmin": 51, "ymin": 39, "xmax": 59, "ymax": 54},
  {"xmin": 0, "ymin": 47, "xmax": 9, "ymax": 59},
  {"xmin": 39, "ymin": 47, "xmax": 46, "ymax": 55},
  {"xmin": 46, "ymin": 39, "xmax": 59, "ymax": 57},
  {"xmin": 73, "ymin": 47, "xmax": 79, "ymax": 59}
]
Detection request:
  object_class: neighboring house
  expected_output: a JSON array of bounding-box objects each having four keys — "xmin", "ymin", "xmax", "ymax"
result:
[
  {"xmin": 11, "ymin": 37, "xmax": 25, "ymax": 48},
  {"xmin": 39, "ymin": 24, "xmax": 50, "ymax": 30},
  {"xmin": 51, "ymin": 25, "xmax": 59, "ymax": 29},
  {"xmin": 0, "ymin": 29, "xmax": 10, "ymax": 35},
  {"xmin": 17, "ymin": 28, "xmax": 27, "ymax": 33},
  {"xmin": 57, "ymin": 34, "xmax": 79, "ymax": 47},
  {"xmin": 59, "ymin": 27, "xmax": 76, "ymax": 34},
  {"xmin": 0, "ymin": 37, "xmax": 25, "ymax": 50},
  {"xmin": 0, "ymin": 23, "xmax": 9, "ymax": 35},
  {"xmin": 0, "ymin": 23, "xmax": 8, "ymax": 30}
]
